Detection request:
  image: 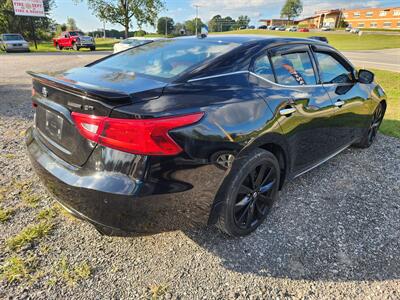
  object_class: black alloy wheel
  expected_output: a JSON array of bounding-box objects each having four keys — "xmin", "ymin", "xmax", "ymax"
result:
[
  {"xmin": 354, "ymin": 102, "xmax": 385, "ymax": 148},
  {"xmin": 233, "ymin": 163, "xmax": 277, "ymax": 230},
  {"xmin": 216, "ymin": 149, "xmax": 280, "ymax": 237},
  {"xmin": 367, "ymin": 103, "xmax": 385, "ymax": 144}
]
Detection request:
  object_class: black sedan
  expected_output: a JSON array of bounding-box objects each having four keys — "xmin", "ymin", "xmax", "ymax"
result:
[{"xmin": 26, "ymin": 35, "xmax": 386, "ymax": 237}]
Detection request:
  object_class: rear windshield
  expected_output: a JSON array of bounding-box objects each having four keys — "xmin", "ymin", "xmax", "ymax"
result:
[
  {"xmin": 120, "ymin": 39, "xmax": 150, "ymax": 46},
  {"xmin": 93, "ymin": 39, "xmax": 239, "ymax": 80},
  {"xmin": 3, "ymin": 34, "xmax": 24, "ymax": 41}
]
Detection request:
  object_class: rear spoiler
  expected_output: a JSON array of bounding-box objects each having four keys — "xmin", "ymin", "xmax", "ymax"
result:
[{"xmin": 27, "ymin": 71, "xmax": 132, "ymax": 103}]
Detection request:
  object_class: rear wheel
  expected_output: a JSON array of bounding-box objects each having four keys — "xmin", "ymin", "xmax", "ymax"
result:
[
  {"xmin": 56, "ymin": 43, "xmax": 62, "ymax": 50},
  {"xmin": 354, "ymin": 102, "xmax": 385, "ymax": 148},
  {"xmin": 216, "ymin": 149, "xmax": 280, "ymax": 237}
]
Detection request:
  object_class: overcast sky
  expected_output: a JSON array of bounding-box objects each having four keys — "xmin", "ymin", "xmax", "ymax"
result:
[{"xmin": 51, "ymin": 0, "xmax": 400, "ymax": 32}]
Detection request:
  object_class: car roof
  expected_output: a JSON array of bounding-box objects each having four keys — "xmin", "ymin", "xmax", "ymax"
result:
[{"xmin": 173, "ymin": 34, "xmax": 328, "ymax": 47}]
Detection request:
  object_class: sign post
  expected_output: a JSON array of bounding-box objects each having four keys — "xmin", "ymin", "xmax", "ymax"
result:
[{"xmin": 12, "ymin": 0, "xmax": 45, "ymax": 50}]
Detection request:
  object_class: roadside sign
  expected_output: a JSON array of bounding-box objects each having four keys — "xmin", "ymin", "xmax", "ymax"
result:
[{"xmin": 12, "ymin": 0, "xmax": 45, "ymax": 17}]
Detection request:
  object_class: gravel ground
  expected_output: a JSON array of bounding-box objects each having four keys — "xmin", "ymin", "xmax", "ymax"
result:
[{"xmin": 1, "ymin": 53, "xmax": 400, "ymax": 299}]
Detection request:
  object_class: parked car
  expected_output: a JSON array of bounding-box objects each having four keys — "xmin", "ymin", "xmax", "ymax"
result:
[
  {"xmin": 0, "ymin": 33, "xmax": 29, "ymax": 52},
  {"xmin": 321, "ymin": 26, "xmax": 333, "ymax": 31},
  {"xmin": 308, "ymin": 36, "xmax": 329, "ymax": 43},
  {"xmin": 298, "ymin": 28, "xmax": 310, "ymax": 32},
  {"xmin": 27, "ymin": 35, "xmax": 386, "ymax": 237},
  {"xmin": 258, "ymin": 25, "xmax": 268, "ymax": 29},
  {"xmin": 248, "ymin": 26, "xmax": 256, "ymax": 29},
  {"xmin": 345, "ymin": 26, "xmax": 352, "ymax": 32},
  {"xmin": 275, "ymin": 26, "xmax": 286, "ymax": 31},
  {"xmin": 53, "ymin": 31, "xmax": 95, "ymax": 51},
  {"xmin": 286, "ymin": 26, "xmax": 297, "ymax": 31},
  {"xmin": 350, "ymin": 28, "xmax": 360, "ymax": 34},
  {"xmin": 113, "ymin": 37, "xmax": 163, "ymax": 53},
  {"xmin": 268, "ymin": 25, "xmax": 277, "ymax": 30}
]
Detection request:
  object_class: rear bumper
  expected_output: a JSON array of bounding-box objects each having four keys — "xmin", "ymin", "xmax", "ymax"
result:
[{"xmin": 26, "ymin": 127, "xmax": 227, "ymax": 233}]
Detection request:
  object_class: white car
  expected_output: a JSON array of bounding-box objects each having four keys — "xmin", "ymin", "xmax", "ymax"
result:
[
  {"xmin": 321, "ymin": 26, "xmax": 333, "ymax": 31},
  {"xmin": 113, "ymin": 37, "xmax": 164, "ymax": 53},
  {"xmin": 0, "ymin": 33, "xmax": 30, "ymax": 52},
  {"xmin": 350, "ymin": 28, "xmax": 360, "ymax": 34},
  {"xmin": 286, "ymin": 26, "xmax": 297, "ymax": 31}
]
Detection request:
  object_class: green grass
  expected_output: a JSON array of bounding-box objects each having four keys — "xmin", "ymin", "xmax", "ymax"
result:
[
  {"xmin": 215, "ymin": 29, "xmax": 400, "ymax": 50},
  {"xmin": 29, "ymin": 38, "xmax": 119, "ymax": 52},
  {"xmin": 0, "ymin": 208, "xmax": 14, "ymax": 223},
  {"xmin": 0, "ymin": 255, "xmax": 35, "ymax": 283},
  {"xmin": 371, "ymin": 69, "xmax": 400, "ymax": 138},
  {"xmin": 6, "ymin": 221, "xmax": 53, "ymax": 251},
  {"xmin": 54, "ymin": 256, "xmax": 92, "ymax": 285}
]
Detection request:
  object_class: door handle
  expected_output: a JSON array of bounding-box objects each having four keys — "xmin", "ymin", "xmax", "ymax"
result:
[
  {"xmin": 280, "ymin": 107, "xmax": 296, "ymax": 116},
  {"xmin": 335, "ymin": 100, "xmax": 345, "ymax": 107}
]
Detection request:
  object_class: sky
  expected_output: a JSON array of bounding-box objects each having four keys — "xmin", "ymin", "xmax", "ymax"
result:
[{"xmin": 51, "ymin": 0, "xmax": 400, "ymax": 32}]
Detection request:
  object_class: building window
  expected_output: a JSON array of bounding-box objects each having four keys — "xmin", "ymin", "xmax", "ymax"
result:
[
  {"xmin": 366, "ymin": 11, "xmax": 373, "ymax": 17},
  {"xmin": 379, "ymin": 11, "xmax": 387, "ymax": 16},
  {"xmin": 353, "ymin": 12, "xmax": 360, "ymax": 17},
  {"xmin": 397, "ymin": 22, "xmax": 400, "ymax": 28},
  {"xmin": 358, "ymin": 23, "xmax": 365, "ymax": 28},
  {"xmin": 370, "ymin": 22, "xmax": 377, "ymax": 28},
  {"xmin": 394, "ymin": 10, "xmax": 400, "ymax": 16},
  {"xmin": 383, "ymin": 22, "xmax": 392, "ymax": 27}
]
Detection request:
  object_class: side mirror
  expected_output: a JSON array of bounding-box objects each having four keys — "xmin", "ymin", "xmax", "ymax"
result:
[{"xmin": 358, "ymin": 69, "xmax": 374, "ymax": 84}]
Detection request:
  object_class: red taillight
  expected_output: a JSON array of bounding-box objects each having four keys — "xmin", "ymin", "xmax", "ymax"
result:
[{"xmin": 71, "ymin": 112, "xmax": 204, "ymax": 156}]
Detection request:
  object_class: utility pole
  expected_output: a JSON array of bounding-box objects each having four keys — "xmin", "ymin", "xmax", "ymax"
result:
[
  {"xmin": 194, "ymin": 5, "xmax": 200, "ymax": 36},
  {"xmin": 103, "ymin": 21, "xmax": 106, "ymax": 38}
]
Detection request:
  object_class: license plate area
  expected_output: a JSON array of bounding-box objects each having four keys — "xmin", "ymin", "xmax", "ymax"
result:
[{"xmin": 45, "ymin": 109, "xmax": 63, "ymax": 141}]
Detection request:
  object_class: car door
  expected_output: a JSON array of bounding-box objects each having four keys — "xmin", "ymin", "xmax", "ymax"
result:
[
  {"xmin": 250, "ymin": 44, "xmax": 337, "ymax": 174},
  {"xmin": 311, "ymin": 45, "xmax": 372, "ymax": 147}
]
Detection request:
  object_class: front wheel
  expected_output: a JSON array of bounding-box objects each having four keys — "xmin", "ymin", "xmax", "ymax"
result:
[
  {"xmin": 216, "ymin": 149, "xmax": 280, "ymax": 237},
  {"xmin": 90, "ymin": 46, "xmax": 96, "ymax": 51},
  {"xmin": 353, "ymin": 102, "xmax": 385, "ymax": 148}
]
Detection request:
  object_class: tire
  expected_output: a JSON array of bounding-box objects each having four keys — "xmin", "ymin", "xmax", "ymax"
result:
[
  {"xmin": 216, "ymin": 148, "xmax": 280, "ymax": 237},
  {"xmin": 353, "ymin": 102, "xmax": 385, "ymax": 148},
  {"xmin": 90, "ymin": 46, "xmax": 96, "ymax": 51},
  {"xmin": 72, "ymin": 43, "xmax": 79, "ymax": 51},
  {"xmin": 56, "ymin": 43, "xmax": 62, "ymax": 50}
]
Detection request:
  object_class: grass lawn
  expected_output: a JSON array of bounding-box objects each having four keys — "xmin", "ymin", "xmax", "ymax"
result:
[
  {"xmin": 370, "ymin": 69, "xmax": 400, "ymax": 139},
  {"xmin": 215, "ymin": 29, "xmax": 400, "ymax": 50},
  {"xmin": 28, "ymin": 38, "xmax": 119, "ymax": 52}
]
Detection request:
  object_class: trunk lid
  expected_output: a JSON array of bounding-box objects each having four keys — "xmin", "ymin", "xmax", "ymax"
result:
[{"xmin": 30, "ymin": 67, "xmax": 168, "ymax": 166}]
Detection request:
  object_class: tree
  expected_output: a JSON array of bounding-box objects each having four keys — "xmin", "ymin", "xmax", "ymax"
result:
[
  {"xmin": 157, "ymin": 17, "xmax": 174, "ymax": 35},
  {"xmin": 236, "ymin": 15, "xmax": 250, "ymax": 28},
  {"xmin": 67, "ymin": 17, "xmax": 78, "ymax": 30},
  {"xmin": 85, "ymin": 0, "xmax": 164, "ymax": 38},
  {"xmin": 184, "ymin": 18, "xmax": 203, "ymax": 35},
  {"xmin": 208, "ymin": 15, "xmax": 222, "ymax": 32},
  {"xmin": 0, "ymin": 0, "xmax": 55, "ymax": 40},
  {"xmin": 280, "ymin": 0, "xmax": 303, "ymax": 23}
]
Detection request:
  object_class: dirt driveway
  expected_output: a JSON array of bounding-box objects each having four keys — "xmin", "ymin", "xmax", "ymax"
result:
[{"xmin": 1, "ymin": 53, "xmax": 399, "ymax": 299}]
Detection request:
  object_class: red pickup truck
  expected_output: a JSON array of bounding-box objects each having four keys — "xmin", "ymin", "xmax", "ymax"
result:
[{"xmin": 53, "ymin": 31, "xmax": 96, "ymax": 51}]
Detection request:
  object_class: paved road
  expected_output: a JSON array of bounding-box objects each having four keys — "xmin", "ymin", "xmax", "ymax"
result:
[{"xmin": 342, "ymin": 49, "xmax": 400, "ymax": 72}]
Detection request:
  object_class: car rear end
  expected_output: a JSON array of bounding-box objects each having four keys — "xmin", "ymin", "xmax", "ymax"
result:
[{"xmin": 25, "ymin": 38, "xmax": 241, "ymax": 233}]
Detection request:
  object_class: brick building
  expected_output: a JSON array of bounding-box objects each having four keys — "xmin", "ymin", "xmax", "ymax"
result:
[{"xmin": 343, "ymin": 7, "xmax": 400, "ymax": 29}]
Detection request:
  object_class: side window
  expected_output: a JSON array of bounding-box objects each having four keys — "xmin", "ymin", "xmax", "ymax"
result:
[
  {"xmin": 271, "ymin": 51, "xmax": 316, "ymax": 86},
  {"xmin": 253, "ymin": 54, "xmax": 275, "ymax": 82},
  {"xmin": 315, "ymin": 52, "xmax": 353, "ymax": 84}
]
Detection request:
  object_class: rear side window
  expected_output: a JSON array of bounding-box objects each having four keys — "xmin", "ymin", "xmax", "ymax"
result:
[
  {"xmin": 315, "ymin": 52, "xmax": 353, "ymax": 84},
  {"xmin": 253, "ymin": 55, "xmax": 275, "ymax": 82},
  {"xmin": 93, "ymin": 39, "xmax": 239, "ymax": 80},
  {"xmin": 270, "ymin": 52, "xmax": 317, "ymax": 86}
]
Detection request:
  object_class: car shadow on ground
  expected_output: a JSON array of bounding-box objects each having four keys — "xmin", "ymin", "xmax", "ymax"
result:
[{"xmin": 183, "ymin": 144, "xmax": 400, "ymax": 282}]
